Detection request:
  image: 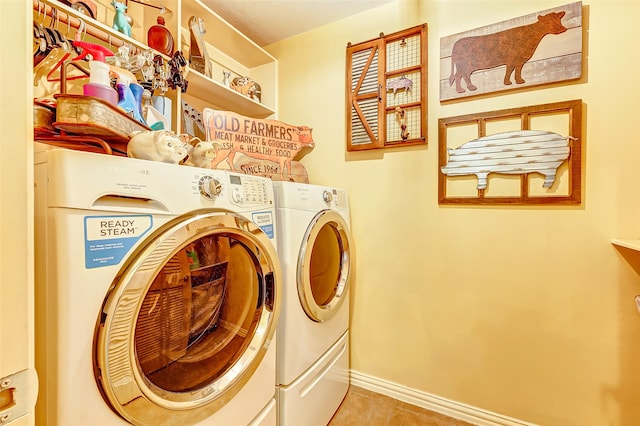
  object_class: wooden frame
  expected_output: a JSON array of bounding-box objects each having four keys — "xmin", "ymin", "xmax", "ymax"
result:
[
  {"xmin": 346, "ymin": 24, "xmax": 427, "ymax": 151},
  {"xmin": 438, "ymin": 100, "xmax": 583, "ymax": 205}
]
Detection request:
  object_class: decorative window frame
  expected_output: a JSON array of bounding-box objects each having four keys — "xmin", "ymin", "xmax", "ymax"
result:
[{"xmin": 346, "ymin": 24, "xmax": 427, "ymax": 151}]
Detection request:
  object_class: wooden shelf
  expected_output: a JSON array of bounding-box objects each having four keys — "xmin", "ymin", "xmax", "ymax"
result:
[
  {"xmin": 611, "ymin": 239, "xmax": 640, "ymax": 251},
  {"xmin": 184, "ymin": 69, "xmax": 275, "ymax": 118},
  {"xmin": 180, "ymin": 0, "xmax": 275, "ymax": 69},
  {"xmin": 37, "ymin": 0, "xmax": 277, "ymax": 136},
  {"xmin": 178, "ymin": 0, "xmax": 278, "ymax": 123}
]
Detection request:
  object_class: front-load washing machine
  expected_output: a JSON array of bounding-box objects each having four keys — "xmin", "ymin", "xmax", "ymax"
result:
[
  {"xmin": 34, "ymin": 146, "xmax": 281, "ymax": 426},
  {"xmin": 272, "ymin": 181, "xmax": 354, "ymax": 426}
]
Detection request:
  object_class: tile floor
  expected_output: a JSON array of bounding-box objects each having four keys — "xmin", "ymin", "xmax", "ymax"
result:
[{"xmin": 328, "ymin": 386, "xmax": 475, "ymax": 426}]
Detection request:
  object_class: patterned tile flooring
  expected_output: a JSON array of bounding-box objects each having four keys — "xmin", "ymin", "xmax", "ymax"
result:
[{"xmin": 328, "ymin": 386, "xmax": 475, "ymax": 426}]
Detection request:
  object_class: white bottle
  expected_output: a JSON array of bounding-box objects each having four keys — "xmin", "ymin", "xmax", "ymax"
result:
[{"xmin": 142, "ymin": 90, "xmax": 169, "ymax": 131}]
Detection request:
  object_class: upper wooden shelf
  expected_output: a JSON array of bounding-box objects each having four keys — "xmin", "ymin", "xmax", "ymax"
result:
[
  {"xmin": 185, "ymin": 69, "xmax": 275, "ymax": 118},
  {"xmin": 180, "ymin": 0, "xmax": 276, "ymax": 68},
  {"xmin": 38, "ymin": 0, "xmax": 278, "ymax": 133}
]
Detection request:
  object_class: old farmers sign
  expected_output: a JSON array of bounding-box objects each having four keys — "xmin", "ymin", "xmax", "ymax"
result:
[{"xmin": 203, "ymin": 108, "xmax": 314, "ymax": 182}]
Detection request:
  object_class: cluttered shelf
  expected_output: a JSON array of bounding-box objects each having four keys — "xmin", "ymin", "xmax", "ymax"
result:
[
  {"xmin": 34, "ymin": 0, "xmax": 277, "ymax": 135},
  {"xmin": 31, "ymin": 0, "xmax": 318, "ymax": 185}
]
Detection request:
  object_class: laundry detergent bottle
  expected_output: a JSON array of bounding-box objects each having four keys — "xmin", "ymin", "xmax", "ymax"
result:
[
  {"xmin": 73, "ymin": 41, "xmax": 118, "ymax": 106},
  {"xmin": 113, "ymin": 68, "xmax": 145, "ymax": 124}
]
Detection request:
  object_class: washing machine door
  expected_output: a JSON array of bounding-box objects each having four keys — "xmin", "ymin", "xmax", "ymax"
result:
[
  {"xmin": 297, "ymin": 209, "xmax": 352, "ymax": 322},
  {"xmin": 93, "ymin": 209, "xmax": 280, "ymax": 426}
]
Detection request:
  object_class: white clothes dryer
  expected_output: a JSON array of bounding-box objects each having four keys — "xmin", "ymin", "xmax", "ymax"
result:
[
  {"xmin": 34, "ymin": 146, "xmax": 281, "ymax": 426},
  {"xmin": 272, "ymin": 181, "xmax": 354, "ymax": 426}
]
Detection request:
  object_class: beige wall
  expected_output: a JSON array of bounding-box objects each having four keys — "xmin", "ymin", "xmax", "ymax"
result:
[
  {"xmin": 1, "ymin": 1, "xmax": 36, "ymax": 424},
  {"xmin": 267, "ymin": 1, "xmax": 640, "ymax": 425}
]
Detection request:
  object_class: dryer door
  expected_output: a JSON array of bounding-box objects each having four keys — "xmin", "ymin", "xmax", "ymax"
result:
[
  {"xmin": 297, "ymin": 210, "xmax": 353, "ymax": 322},
  {"xmin": 94, "ymin": 209, "xmax": 280, "ymax": 426}
]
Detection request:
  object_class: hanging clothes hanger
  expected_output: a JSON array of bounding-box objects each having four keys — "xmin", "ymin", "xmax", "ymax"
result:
[
  {"xmin": 44, "ymin": 18, "xmax": 93, "ymax": 83},
  {"xmin": 33, "ymin": 2, "xmax": 55, "ymax": 67}
]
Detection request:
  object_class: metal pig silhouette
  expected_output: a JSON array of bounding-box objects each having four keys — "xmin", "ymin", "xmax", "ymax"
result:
[
  {"xmin": 448, "ymin": 11, "xmax": 567, "ymax": 93},
  {"xmin": 441, "ymin": 130, "xmax": 573, "ymax": 190}
]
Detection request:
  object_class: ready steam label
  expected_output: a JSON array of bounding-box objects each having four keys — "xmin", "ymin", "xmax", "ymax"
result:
[
  {"xmin": 84, "ymin": 215, "xmax": 153, "ymax": 269},
  {"xmin": 252, "ymin": 211, "xmax": 274, "ymax": 239}
]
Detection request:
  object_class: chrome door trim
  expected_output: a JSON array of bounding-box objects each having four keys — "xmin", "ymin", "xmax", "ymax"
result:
[
  {"xmin": 296, "ymin": 210, "xmax": 352, "ymax": 322},
  {"xmin": 93, "ymin": 209, "xmax": 280, "ymax": 426}
]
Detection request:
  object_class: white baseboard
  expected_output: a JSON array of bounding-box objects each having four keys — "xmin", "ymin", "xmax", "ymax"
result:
[{"xmin": 349, "ymin": 370, "xmax": 538, "ymax": 426}]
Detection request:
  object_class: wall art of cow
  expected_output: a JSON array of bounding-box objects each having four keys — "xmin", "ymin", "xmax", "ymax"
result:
[
  {"xmin": 448, "ymin": 11, "xmax": 567, "ymax": 94},
  {"xmin": 439, "ymin": 2, "xmax": 584, "ymax": 102}
]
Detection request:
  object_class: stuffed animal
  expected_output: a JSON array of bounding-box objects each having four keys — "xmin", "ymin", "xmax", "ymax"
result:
[
  {"xmin": 111, "ymin": 1, "xmax": 131, "ymax": 37},
  {"xmin": 127, "ymin": 130, "xmax": 188, "ymax": 164}
]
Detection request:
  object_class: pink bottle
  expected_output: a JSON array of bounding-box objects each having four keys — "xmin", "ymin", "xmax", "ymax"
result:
[{"xmin": 74, "ymin": 41, "xmax": 118, "ymax": 106}]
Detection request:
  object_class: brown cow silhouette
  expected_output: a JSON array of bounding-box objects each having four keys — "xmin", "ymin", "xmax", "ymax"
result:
[{"xmin": 448, "ymin": 11, "xmax": 567, "ymax": 93}]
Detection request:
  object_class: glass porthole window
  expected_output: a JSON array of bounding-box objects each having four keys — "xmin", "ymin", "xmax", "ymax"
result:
[
  {"xmin": 297, "ymin": 210, "xmax": 352, "ymax": 323},
  {"xmin": 94, "ymin": 210, "xmax": 280, "ymax": 425}
]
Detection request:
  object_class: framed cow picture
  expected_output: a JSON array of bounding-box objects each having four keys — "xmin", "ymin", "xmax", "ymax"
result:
[{"xmin": 439, "ymin": 2, "xmax": 582, "ymax": 101}]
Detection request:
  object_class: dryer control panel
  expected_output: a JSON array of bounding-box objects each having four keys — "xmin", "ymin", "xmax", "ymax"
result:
[{"xmin": 325, "ymin": 188, "xmax": 347, "ymax": 209}]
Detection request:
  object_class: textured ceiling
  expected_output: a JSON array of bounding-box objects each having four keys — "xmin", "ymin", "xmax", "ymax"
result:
[{"xmin": 202, "ymin": 0, "xmax": 395, "ymax": 46}]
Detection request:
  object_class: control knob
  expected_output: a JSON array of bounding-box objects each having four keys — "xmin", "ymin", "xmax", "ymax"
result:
[
  {"xmin": 198, "ymin": 176, "xmax": 222, "ymax": 200},
  {"xmin": 322, "ymin": 190, "xmax": 333, "ymax": 203}
]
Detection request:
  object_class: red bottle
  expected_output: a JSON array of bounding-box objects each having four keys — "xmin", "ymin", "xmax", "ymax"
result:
[{"xmin": 147, "ymin": 16, "xmax": 174, "ymax": 56}]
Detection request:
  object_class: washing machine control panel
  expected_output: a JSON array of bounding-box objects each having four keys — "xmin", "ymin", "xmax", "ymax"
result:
[
  {"xmin": 197, "ymin": 173, "xmax": 270, "ymax": 205},
  {"xmin": 229, "ymin": 174, "xmax": 269, "ymax": 205}
]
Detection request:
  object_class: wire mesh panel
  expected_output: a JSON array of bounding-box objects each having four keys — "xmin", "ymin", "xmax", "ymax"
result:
[
  {"xmin": 386, "ymin": 104, "xmax": 421, "ymax": 144},
  {"xmin": 386, "ymin": 35, "xmax": 421, "ymax": 76}
]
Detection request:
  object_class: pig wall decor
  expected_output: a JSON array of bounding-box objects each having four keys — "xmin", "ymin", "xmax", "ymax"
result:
[
  {"xmin": 386, "ymin": 75, "xmax": 413, "ymax": 95},
  {"xmin": 438, "ymin": 99, "xmax": 582, "ymax": 205},
  {"xmin": 441, "ymin": 130, "xmax": 573, "ymax": 190}
]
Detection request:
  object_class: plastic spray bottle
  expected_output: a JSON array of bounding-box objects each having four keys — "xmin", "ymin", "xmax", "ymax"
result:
[
  {"xmin": 73, "ymin": 41, "xmax": 118, "ymax": 106},
  {"xmin": 142, "ymin": 89, "xmax": 168, "ymax": 130},
  {"xmin": 112, "ymin": 68, "xmax": 145, "ymax": 124}
]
